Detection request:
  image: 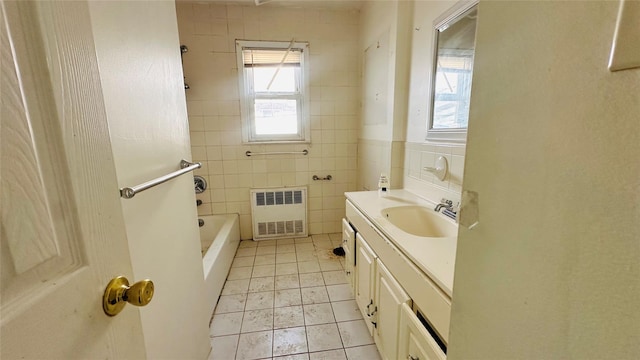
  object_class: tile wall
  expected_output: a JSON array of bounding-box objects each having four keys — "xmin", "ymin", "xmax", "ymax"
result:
[
  {"xmin": 175, "ymin": 3, "xmax": 361, "ymax": 238},
  {"xmin": 356, "ymin": 140, "xmax": 404, "ymax": 191},
  {"xmin": 357, "ymin": 140, "xmax": 465, "ymax": 203},
  {"xmin": 404, "ymin": 142, "xmax": 466, "ymax": 203}
]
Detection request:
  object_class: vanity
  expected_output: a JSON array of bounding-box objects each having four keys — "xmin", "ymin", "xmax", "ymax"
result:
[{"xmin": 342, "ymin": 190, "xmax": 458, "ymax": 360}]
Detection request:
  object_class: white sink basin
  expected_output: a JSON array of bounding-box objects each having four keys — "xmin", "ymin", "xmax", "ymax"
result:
[{"xmin": 381, "ymin": 206, "xmax": 457, "ymax": 238}]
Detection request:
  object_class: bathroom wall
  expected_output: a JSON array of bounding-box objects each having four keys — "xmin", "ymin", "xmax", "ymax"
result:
[
  {"xmin": 357, "ymin": 0, "xmax": 463, "ymax": 202},
  {"xmin": 175, "ymin": 2, "xmax": 360, "ymax": 238},
  {"xmin": 450, "ymin": 1, "xmax": 640, "ymax": 358},
  {"xmin": 87, "ymin": 1, "xmax": 210, "ymax": 358},
  {"xmin": 404, "ymin": 0, "xmax": 465, "ymax": 204},
  {"xmin": 357, "ymin": 0, "xmax": 412, "ymax": 191}
]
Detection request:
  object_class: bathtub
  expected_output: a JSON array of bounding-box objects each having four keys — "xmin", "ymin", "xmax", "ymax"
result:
[{"xmin": 199, "ymin": 214, "xmax": 240, "ymax": 317}]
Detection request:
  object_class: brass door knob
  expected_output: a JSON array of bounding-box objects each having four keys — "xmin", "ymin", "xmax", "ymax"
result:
[{"xmin": 103, "ymin": 276, "xmax": 154, "ymax": 316}]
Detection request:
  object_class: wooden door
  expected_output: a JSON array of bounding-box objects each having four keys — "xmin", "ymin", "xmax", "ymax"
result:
[
  {"xmin": 1, "ymin": 1, "xmax": 145, "ymax": 358},
  {"xmin": 374, "ymin": 259, "xmax": 411, "ymax": 360},
  {"xmin": 355, "ymin": 233, "xmax": 376, "ymax": 335},
  {"xmin": 86, "ymin": 2, "xmax": 210, "ymax": 358}
]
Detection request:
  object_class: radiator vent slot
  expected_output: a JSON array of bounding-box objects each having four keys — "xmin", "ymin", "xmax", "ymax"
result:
[
  {"xmin": 251, "ymin": 187, "xmax": 307, "ymax": 240},
  {"xmin": 256, "ymin": 192, "xmax": 265, "ymax": 206}
]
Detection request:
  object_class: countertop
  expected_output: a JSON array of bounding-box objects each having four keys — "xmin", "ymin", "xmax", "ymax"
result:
[{"xmin": 345, "ymin": 189, "xmax": 457, "ymax": 297}]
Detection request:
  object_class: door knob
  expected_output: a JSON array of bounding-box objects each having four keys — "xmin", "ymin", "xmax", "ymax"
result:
[{"xmin": 103, "ymin": 276, "xmax": 154, "ymax": 316}]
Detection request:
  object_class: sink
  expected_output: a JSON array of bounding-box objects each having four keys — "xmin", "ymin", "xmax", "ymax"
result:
[{"xmin": 381, "ymin": 206, "xmax": 458, "ymax": 238}]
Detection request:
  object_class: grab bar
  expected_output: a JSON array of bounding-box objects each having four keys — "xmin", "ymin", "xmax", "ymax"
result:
[
  {"xmin": 245, "ymin": 149, "xmax": 308, "ymax": 157},
  {"xmin": 120, "ymin": 159, "xmax": 201, "ymax": 199},
  {"xmin": 312, "ymin": 174, "xmax": 332, "ymax": 181}
]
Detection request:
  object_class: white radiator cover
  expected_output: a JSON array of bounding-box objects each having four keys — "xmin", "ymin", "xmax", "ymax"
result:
[{"xmin": 250, "ymin": 187, "xmax": 307, "ymax": 240}]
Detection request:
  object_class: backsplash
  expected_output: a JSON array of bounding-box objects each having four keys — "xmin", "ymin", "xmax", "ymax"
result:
[
  {"xmin": 403, "ymin": 142, "xmax": 465, "ymax": 204},
  {"xmin": 176, "ymin": 2, "xmax": 360, "ymax": 238}
]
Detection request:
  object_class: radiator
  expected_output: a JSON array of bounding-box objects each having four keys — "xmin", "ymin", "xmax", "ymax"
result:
[{"xmin": 250, "ymin": 187, "xmax": 307, "ymax": 240}]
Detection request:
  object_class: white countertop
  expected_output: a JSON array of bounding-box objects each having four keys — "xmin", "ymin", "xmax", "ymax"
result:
[{"xmin": 345, "ymin": 189, "xmax": 457, "ymax": 297}]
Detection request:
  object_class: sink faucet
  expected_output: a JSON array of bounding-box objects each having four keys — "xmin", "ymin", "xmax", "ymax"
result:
[
  {"xmin": 434, "ymin": 199, "xmax": 453, "ymax": 212},
  {"xmin": 435, "ymin": 198, "xmax": 458, "ymax": 222}
]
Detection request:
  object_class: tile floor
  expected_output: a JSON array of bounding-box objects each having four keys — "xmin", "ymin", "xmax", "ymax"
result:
[{"xmin": 208, "ymin": 233, "xmax": 382, "ymax": 360}]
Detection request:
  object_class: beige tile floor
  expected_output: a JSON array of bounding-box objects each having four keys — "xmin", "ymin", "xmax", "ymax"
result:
[{"xmin": 208, "ymin": 234, "xmax": 382, "ymax": 360}]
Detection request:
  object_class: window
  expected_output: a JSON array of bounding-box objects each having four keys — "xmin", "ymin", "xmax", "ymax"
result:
[
  {"xmin": 427, "ymin": 2, "xmax": 478, "ymax": 142},
  {"xmin": 236, "ymin": 40, "xmax": 310, "ymax": 143}
]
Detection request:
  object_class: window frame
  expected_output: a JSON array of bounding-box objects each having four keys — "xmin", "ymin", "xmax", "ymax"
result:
[
  {"xmin": 426, "ymin": 1, "xmax": 478, "ymax": 143},
  {"xmin": 236, "ymin": 40, "xmax": 311, "ymax": 144}
]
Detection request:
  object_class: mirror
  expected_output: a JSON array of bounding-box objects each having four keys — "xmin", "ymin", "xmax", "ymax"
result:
[{"xmin": 428, "ymin": 2, "xmax": 478, "ymax": 139}]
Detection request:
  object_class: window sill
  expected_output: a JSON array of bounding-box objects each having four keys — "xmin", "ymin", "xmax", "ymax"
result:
[{"xmin": 425, "ymin": 129, "xmax": 467, "ymax": 143}]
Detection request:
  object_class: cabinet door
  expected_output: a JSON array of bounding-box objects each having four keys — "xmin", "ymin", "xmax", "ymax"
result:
[
  {"xmin": 398, "ymin": 304, "xmax": 446, "ymax": 360},
  {"xmin": 374, "ymin": 259, "xmax": 411, "ymax": 360},
  {"xmin": 355, "ymin": 233, "xmax": 376, "ymax": 335},
  {"xmin": 342, "ymin": 218, "xmax": 356, "ymax": 291}
]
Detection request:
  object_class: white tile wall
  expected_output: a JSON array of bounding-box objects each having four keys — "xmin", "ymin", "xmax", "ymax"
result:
[
  {"xmin": 404, "ymin": 142, "xmax": 466, "ymax": 203},
  {"xmin": 356, "ymin": 139, "xmax": 390, "ymax": 191},
  {"xmin": 391, "ymin": 141, "xmax": 405, "ymax": 189},
  {"xmin": 356, "ymin": 139, "xmax": 405, "ymax": 191},
  {"xmin": 357, "ymin": 139, "xmax": 466, "ymax": 204},
  {"xmin": 176, "ymin": 3, "xmax": 360, "ymax": 239}
]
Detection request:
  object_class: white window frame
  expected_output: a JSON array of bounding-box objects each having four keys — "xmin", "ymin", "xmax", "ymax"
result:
[
  {"xmin": 425, "ymin": 0, "xmax": 478, "ymax": 143},
  {"xmin": 236, "ymin": 40, "xmax": 311, "ymax": 144}
]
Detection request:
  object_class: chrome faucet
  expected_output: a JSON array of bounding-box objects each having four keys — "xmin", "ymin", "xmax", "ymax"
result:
[
  {"xmin": 435, "ymin": 198, "xmax": 458, "ymax": 221},
  {"xmin": 434, "ymin": 199, "xmax": 453, "ymax": 212}
]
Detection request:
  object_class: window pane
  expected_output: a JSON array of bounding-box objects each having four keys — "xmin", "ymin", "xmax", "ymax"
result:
[
  {"xmin": 432, "ymin": 54, "xmax": 473, "ymax": 129},
  {"xmin": 429, "ymin": 6, "xmax": 477, "ymax": 132},
  {"xmin": 433, "ymin": 100, "xmax": 467, "ymax": 129},
  {"xmin": 254, "ymin": 99, "xmax": 298, "ymax": 135},
  {"xmin": 252, "ymin": 67, "xmax": 297, "ymax": 93}
]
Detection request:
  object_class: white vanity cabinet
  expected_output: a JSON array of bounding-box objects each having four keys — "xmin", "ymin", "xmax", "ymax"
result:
[
  {"xmin": 355, "ymin": 232, "xmax": 412, "ymax": 360},
  {"xmin": 346, "ymin": 198, "xmax": 451, "ymax": 359}
]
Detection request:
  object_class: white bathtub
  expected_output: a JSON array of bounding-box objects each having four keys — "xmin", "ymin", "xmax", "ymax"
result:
[{"xmin": 199, "ymin": 214, "xmax": 240, "ymax": 317}]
